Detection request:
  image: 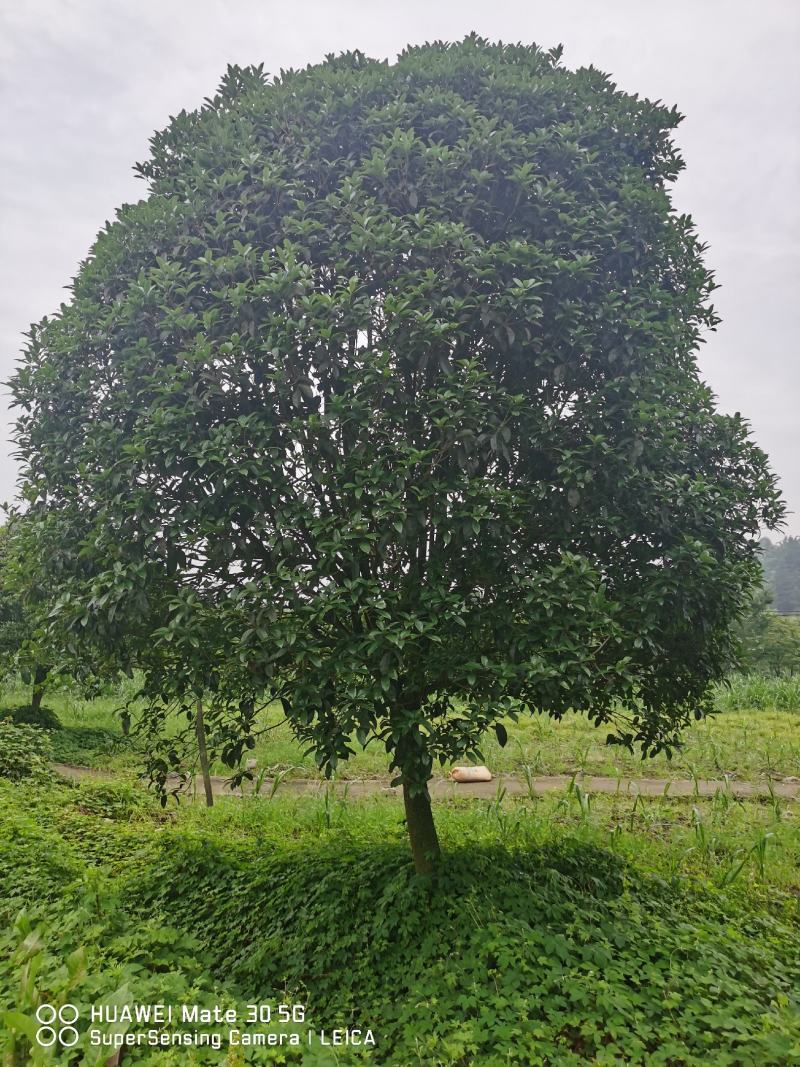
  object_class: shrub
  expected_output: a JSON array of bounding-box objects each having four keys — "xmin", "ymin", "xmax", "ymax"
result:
[
  {"xmin": 0, "ymin": 720, "xmax": 52, "ymax": 782},
  {"xmin": 73, "ymin": 780, "xmax": 154, "ymax": 820}
]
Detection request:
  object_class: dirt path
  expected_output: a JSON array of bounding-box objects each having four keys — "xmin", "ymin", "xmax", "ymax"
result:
[{"xmin": 52, "ymin": 763, "xmax": 800, "ymax": 801}]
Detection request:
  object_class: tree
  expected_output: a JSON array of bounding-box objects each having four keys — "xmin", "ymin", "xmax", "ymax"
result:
[
  {"xmin": 736, "ymin": 581, "xmax": 800, "ymax": 675},
  {"xmin": 10, "ymin": 38, "xmax": 783, "ymax": 872},
  {"xmin": 759, "ymin": 537, "xmax": 800, "ymax": 615},
  {"xmin": 0, "ymin": 528, "xmax": 28, "ymax": 680},
  {"xmin": 0, "ymin": 521, "xmax": 52, "ymax": 715},
  {"xmin": 0, "ymin": 516, "xmax": 129, "ymax": 721}
]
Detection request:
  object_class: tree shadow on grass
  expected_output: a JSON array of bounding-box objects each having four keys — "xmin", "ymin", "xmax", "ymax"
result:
[
  {"xmin": 131, "ymin": 834, "xmax": 628, "ymax": 984},
  {"xmin": 50, "ymin": 724, "xmax": 127, "ymax": 764},
  {"xmin": 124, "ymin": 829, "xmax": 800, "ymax": 1064},
  {"xmin": 0, "ymin": 703, "xmax": 61, "ymax": 730}
]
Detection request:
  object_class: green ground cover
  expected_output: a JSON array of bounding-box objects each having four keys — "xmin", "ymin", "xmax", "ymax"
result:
[
  {"xmin": 5, "ymin": 674, "xmax": 798, "ymax": 785},
  {"xmin": 1, "ymin": 770, "xmax": 799, "ymax": 1065}
]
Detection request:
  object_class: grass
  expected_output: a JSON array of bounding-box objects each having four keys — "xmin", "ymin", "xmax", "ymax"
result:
[
  {"xmin": 5, "ymin": 673, "xmax": 799, "ymax": 786},
  {"xmin": 4, "ymin": 675, "xmax": 798, "ymax": 1062},
  {"xmin": 1, "ymin": 771, "xmax": 799, "ymax": 1064},
  {"xmin": 716, "ymin": 671, "xmax": 800, "ymax": 711}
]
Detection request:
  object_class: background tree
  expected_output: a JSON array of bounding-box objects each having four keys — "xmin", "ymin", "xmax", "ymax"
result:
[
  {"xmin": 0, "ymin": 521, "xmax": 52, "ymax": 716},
  {"xmin": 132, "ymin": 589, "xmax": 263, "ymax": 804},
  {"xmin": 759, "ymin": 537, "xmax": 800, "ymax": 615},
  {"xmin": 0, "ymin": 527, "xmax": 28, "ymax": 684},
  {"xmin": 10, "ymin": 37, "xmax": 783, "ymax": 872},
  {"xmin": 0, "ymin": 516, "xmax": 132, "ymax": 726},
  {"xmin": 735, "ymin": 582, "xmax": 800, "ymax": 675}
]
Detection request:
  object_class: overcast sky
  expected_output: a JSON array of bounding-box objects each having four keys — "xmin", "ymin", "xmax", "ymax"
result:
[{"xmin": 1, "ymin": 0, "xmax": 798, "ymax": 534}]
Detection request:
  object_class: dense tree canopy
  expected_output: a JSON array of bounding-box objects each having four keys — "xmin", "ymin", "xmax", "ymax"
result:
[{"xmin": 11, "ymin": 37, "xmax": 783, "ymax": 869}]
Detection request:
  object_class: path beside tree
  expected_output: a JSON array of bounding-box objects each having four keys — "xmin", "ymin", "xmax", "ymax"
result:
[{"xmin": 52, "ymin": 762, "xmax": 800, "ymax": 800}]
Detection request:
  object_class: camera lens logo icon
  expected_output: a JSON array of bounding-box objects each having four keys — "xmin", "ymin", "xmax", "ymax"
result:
[{"xmin": 35, "ymin": 1004, "xmax": 80, "ymax": 1048}]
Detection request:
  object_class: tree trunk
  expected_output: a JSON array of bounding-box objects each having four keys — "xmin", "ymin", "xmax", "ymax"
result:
[
  {"xmin": 195, "ymin": 697, "xmax": 214, "ymax": 808},
  {"xmin": 403, "ymin": 782, "xmax": 441, "ymax": 874},
  {"xmin": 30, "ymin": 665, "xmax": 47, "ymax": 716}
]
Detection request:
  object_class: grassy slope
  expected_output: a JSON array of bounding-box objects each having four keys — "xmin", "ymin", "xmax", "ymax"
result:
[
  {"xmin": 1, "ymin": 773, "xmax": 799, "ymax": 1065},
  {"xmin": 7, "ymin": 678, "xmax": 799, "ymax": 784}
]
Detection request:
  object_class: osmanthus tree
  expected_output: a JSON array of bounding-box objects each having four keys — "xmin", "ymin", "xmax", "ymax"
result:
[{"xmin": 11, "ymin": 37, "xmax": 782, "ymax": 872}]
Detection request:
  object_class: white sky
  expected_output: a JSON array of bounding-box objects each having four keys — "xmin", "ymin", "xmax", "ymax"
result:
[{"xmin": 1, "ymin": 0, "xmax": 798, "ymax": 533}]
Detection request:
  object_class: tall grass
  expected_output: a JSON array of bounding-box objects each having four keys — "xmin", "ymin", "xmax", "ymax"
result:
[{"xmin": 714, "ymin": 672, "xmax": 800, "ymax": 712}]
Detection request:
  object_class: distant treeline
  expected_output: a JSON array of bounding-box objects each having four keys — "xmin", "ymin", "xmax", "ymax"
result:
[{"xmin": 760, "ymin": 536, "xmax": 800, "ymax": 615}]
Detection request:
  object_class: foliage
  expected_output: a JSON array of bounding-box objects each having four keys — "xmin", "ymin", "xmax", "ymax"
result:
[
  {"xmin": 49, "ymin": 725, "xmax": 121, "ymax": 766},
  {"xmin": 1, "ymin": 777, "xmax": 799, "ymax": 1064},
  {"xmin": 1, "ymin": 703, "xmax": 61, "ymax": 730},
  {"xmin": 0, "ymin": 781, "xmax": 254, "ymax": 1066},
  {"xmin": 139, "ymin": 835, "xmax": 800, "ymax": 1066},
  {"xmin": 19, "ymin": 680, "xmax": 800, "ymax": 787},
  {"xmin": 716, "ymin": 672, "xmax": 800, "ymax": 713},
  {"xmin": 0, "ymin": 901, "xmax": 232, "ymax": 1066},
  {"xmin": 738, "ymin": 597, "xmax": 800, "ymax": 675},
  {"xmin": 0, "ymin": 721, "xmax": 52, "ymax": 782},
  {"xmin": 760, "ymin": 536, "xmax": 800, "ymax": 615},
  {"xmin": 0, "ymin": 519, "xmax": 126, "ymax": 723},
  {"xmin": 70, "ymin": 779, "xmax": 156, "ymax": 820},
  {"xmin": 0, "ymin": 527, "xmax": 29, "ymax": 679},
  {"xmin": 10, "ymin": 37, "xmax": 783, "ymax": 863}
]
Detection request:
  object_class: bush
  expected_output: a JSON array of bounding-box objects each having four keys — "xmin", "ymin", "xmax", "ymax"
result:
[
  {"xmin": 1, "ymin": 702, "xmax": 61, "ymax": 730},
  {"xmin": 0, "ymin": 720, "xmax": 52, "ymax": 782}
]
